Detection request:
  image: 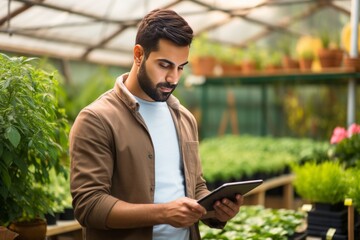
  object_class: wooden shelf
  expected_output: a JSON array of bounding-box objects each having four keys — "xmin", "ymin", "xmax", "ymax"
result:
[{"xmin": 46, "ymin": 220, "xmax": 81, "ymax": 236}]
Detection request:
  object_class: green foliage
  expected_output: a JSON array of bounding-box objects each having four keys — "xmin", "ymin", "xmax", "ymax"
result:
[
  {"xmin": 191, "ymin": 33, "xmax": 220, "ymax": 58},
  {"xmin": 319, "ymin": 30, "xmax": 331, "ymax": 49},
  {"xmin": 263, "ymin": 50, "xmax": 283, "ymax": 67},
  {"xmin": 299, "ymin": 50, "xmax": 314, "ymax": 60},
  {"xmin": 200, "ymin": 135, "xmax": 327, "ymax": 183},
  {"xmin": 277, "ymin": 35, "xmax": 297, "ymax": 57},
  {"xmin": 330, "ymin": 134, "xmax": 360, "ymax": 168},
  {"xmin": 291, "ymin": 161, "xmax": 348, "ymax": 204},
  {"xmin": 64, "ymin": 66, "xmax": 116, "ymax": 123},
  {"xmin": 242, "ymin": 44, "xmax": 264, "ymax": 70},
  {"xmin": 200, "ymin": 205, "xmax": 306, "ymax": 239},
  {"xmin": 0, "ymin": 53, "xmax": 69, "ymax": 225}
]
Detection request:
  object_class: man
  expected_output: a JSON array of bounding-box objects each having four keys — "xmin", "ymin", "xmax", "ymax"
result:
[{"xmin": 70, "ymin": 8, "xmax": 243, "ymax": 240}]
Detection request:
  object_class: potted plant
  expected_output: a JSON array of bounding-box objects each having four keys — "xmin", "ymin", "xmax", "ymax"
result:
[
  {"xmin": 317, "ymin": 30, "xmax": 343, "ymax": 69},
  {"xmin": 329, "ymin": 123, "xmax": 360, "ymax": 169},
  {"xmin": 298, "ymin": 50, "xmax": 314, "ymax": 71},
  {"xmin": 296, "ymin": 35, "xmax": 322, "ymax": 71},
  {"xmin": 0, "ymin": 53, "xmax": 69, "ymax": 238},
  {"xmin": 278, "ymin": 35, "xmax": 300, "ymax": 70},
  {"xmin": 190, "ymin": 33, "xmax": 219, "ymax": 76},
  {"xmin": 241, "ymin": 43, "xmax": 263, "ymax": 74},
  {"xmin": 341, "ymin": 22, "xmax": 360, "ymax": 71},
  {"xmin": 291, "ymin": 161, "xmax": 350, "ymax": 238},
  {"xmin": 263, "ymin": 50, "xmax": 283, "ymax": 73}
]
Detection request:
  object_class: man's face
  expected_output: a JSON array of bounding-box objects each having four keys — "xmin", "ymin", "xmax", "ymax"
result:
[{"xmin": 137, "ymin": 39, "xmax": 190, "ymax": 102}]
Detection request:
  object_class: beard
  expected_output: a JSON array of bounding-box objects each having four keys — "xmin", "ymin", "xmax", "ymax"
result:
[{"xmin": 137, "ymin": 60, "xmax": 177, "ymax": 102}]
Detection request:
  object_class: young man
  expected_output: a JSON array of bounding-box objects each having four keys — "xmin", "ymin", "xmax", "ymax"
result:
[{"xmin": 70, "ymin": 9, "xmax": 243, "ymax": 240}]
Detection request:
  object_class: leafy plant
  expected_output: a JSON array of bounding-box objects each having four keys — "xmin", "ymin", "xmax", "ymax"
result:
[
  {"xmin": 200, "ymin": 135, "xmax": 327, "ymax": 183},
  {"xmin": 328, "ymin": 123, "xmax": 360, "ymax": 168},
  {"xmin": 291, "ymin": 161, "xmax": 348, "ymax": 204},
  {"xmin": 299, "ymin": 50, "xmax": 314, "ymax": 61},
  {"xmin": 200, "ymin": 205, "xmax": 306, "ymax": 239},
  {"xmin": 0, "ymin": 53, "xmax": 69, "ymax": 225},
  {"xmin": 319, "ymin": 30, "xmax": 331, "ymax": 49},
  {"xmin": 64, "ymin": 66, "xmax": 117, "ymax": 123}
]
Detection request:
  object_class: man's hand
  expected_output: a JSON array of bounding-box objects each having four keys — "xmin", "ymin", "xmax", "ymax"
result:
[
  {"xmin": 213, "ymin": 194, "xmax": 243, "ymax": 222},
  {"xmin": 164, "ymin": 197, "xmax": 207, "ymax": 227}
]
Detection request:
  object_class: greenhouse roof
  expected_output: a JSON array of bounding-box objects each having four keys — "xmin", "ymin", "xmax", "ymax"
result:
[{"xmin": 0, "ymin": 0, "xmax": 353, "ymax": 67}]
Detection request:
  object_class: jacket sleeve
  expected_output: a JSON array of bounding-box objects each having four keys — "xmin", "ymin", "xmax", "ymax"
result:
[{"xmin": 70, "ymin": 108, "xmax": 118, "ymax": 229}]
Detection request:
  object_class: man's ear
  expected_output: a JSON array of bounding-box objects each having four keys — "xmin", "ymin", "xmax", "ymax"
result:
[{"xmin": 134, "ymin": 44, "xmax": 144, "ymax": 66}]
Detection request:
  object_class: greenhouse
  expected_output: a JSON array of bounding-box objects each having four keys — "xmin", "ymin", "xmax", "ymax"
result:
[{"xmin": 0, "ymin": 0, "xmax": 360, "ymax": 240}]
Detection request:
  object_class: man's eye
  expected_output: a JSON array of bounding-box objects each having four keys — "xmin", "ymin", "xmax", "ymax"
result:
[
  {"xmin": 160, "ymin": 63, "xmax": 170, "ymax": 68},
  {"xmin": 178, "ymin": 66, "xmax": 184, "ymax": 71}
]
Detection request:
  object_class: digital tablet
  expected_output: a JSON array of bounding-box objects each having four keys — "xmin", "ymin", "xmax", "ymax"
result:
[{"xmin": 198, "ymin": 179, "xmax": 263, "ymax": 211}]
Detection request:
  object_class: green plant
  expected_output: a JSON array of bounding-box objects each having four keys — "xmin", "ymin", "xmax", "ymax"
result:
[
  {"xmin": 200, "ymin": 135, "xmax": 326, "ymax": 183},
  {"xmin": 328, "ymin": 123, "xmax": 360, "ymax": 168},
  {"xmin": 264, "ymin": 50, "xmax": 283, "ymax": 68},
  {"xmin": 299, "ymin": 49, "xmax": 314, "ymax": 60},
  {"xmin": 319, "ymin": 30, "xmax": 331, "ymax": 49},
  {"xmin": 277, "ymin": 35, "xmax": 297, "ymax": 58},
  {"xmin": 200, "ymin": 205, "xmax": 306, "ymax": 239},
  {"xmin": 0, "ymin": 53, "xmax": 69, "ymax": 225},
  {"xmin": 190, "ymin": 33, "xmax": 219, "ymax": 59},
  {"xmin": 64, "ymin": 66, "xmax": 117, "ymax": 123},
  {"xmin": 291, "ymin": 161, "xmax": 348, "ymax": 204},
  {"xmin": 242, "ymin": 43, "xmax": 264, "ymax": 70}
]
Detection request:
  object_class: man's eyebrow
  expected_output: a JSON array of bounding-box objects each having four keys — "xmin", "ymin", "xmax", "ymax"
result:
[{"xmin": 158, "ymin": 59, "xmax": 189, "ymax": 67}]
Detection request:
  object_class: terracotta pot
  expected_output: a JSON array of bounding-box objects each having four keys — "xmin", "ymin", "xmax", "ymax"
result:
[
  {"xmin": 241, "ymin": 60, "xmax": 257, "ymax": 74},
  {"xmin": 191, "ymin": 56, "xmax": 217, "ymax": 76},
  {"xmin": 8, "ymin": 219, "xmax": 47, "ymax": 240},
  {"xmin": 221, "ymin": 63, "xmax": 242, "ymax": 76},
  {"xmin": 264, "ymin": 64, "xmax": 282, "ymax": 73},
  {"xmin": 318, "ymin": 48, "xmax": 344, "ymax": 68},
  {"xmin": 299, "ymin": 58, "xmax": 313, "ymax": 71},
  {"xmin": 343, "ymin": 56, "xmax": 360, "ymax": 71},
  {"xmin": 282, "ymin": 56, "xmax": 299, "ymax": 70}
]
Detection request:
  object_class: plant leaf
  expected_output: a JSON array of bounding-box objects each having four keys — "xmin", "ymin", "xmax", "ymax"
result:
[{"xmin": 6, "ymin": 126, "xmax": 21, "ymax": 148}]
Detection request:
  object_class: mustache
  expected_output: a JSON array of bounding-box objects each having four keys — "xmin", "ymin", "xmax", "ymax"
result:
[{"xmin": 157, "ymin": 82, "xmax": 177, "ymax": 89}]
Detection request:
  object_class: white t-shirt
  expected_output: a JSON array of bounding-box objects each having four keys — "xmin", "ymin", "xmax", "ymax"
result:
[{"xmin": 135, "ymin": 96, "xmax": 189, "ymax": 240}]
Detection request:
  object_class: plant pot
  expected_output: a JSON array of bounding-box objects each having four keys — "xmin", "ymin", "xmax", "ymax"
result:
[
  {"xmin": 282, "ymin": 56, "xmax": 300, "ymax": 70},
  {"xmin": 221, "ymin": 63, "xmax": 242, "ymax": 76},
  {"xmin": 191, "ymin": 56, "xmax": 217, "ymax": 76},
  {"xmin": 343, "ymin": 56, "xmax": 360, "ymax": 71},
  {"xmin": 264, "ymin": 64, "xmax": 282, "ymax": 73},
  {"xmin": 241, "ymin": 60, "xmax": 257, "ymax": 74},
  {"xmin": 8, "ymin": 218, "xmax": 47, "ymax": 240},
  {"xmin": 45, "ymin": 212, "xmax": 60, "ymax": 225},
  {"xmin": 59, "ymin": 207, "xmax": 75, "ymax": 220},
  {"xmin": 299, "ymin": 58, "xmax": 313, "ymax": 71},
  {"xmin": 318, "ymin": 49, "xmax": 343, "ymax": 68},
  {"xmin": 306, "ymin": 202, "xmax": 357, "ymax": 240}
]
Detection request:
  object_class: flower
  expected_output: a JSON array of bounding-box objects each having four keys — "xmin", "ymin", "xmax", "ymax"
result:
[
  {"xmin": 330, "ymin": 127, "xmax": 348, "ymax": 144},
  {"xmin": 330, "ymin": 123, "xmax": 360, "ymax": 144},
  {"xmin": 348, "ymin": 123, "xmax": 360, "ymax": 137},
  {"xmin": 329, "ymin": 123, "xmax": 360, "ymax": 168}
]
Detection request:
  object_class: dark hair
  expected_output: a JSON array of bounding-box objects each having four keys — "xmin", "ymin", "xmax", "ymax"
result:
[{"xmin": 135, "ymin": 9, "xmax": 193, "ymax": 59}]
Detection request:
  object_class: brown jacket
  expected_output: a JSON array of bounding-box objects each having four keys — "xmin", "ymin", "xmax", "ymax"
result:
[{"xmin": 70, "ymin": 75, "xmax": 223, "ymax": 240}]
